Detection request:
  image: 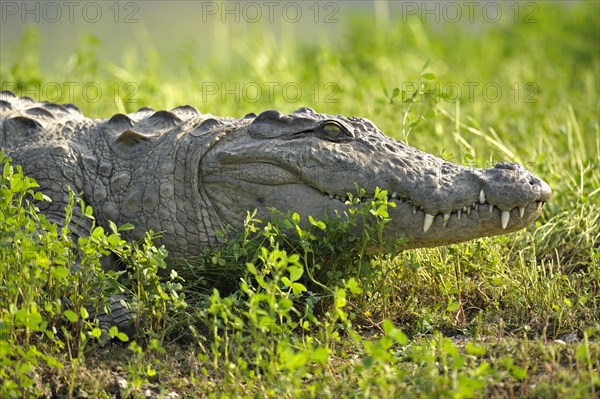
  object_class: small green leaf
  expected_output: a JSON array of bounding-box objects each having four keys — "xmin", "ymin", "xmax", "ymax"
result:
[
  {"xmin": 314, "ymin": 220, "xmax": 326, "ymax": 230},
  {"xmin": 246, "ymin": 262, "xmax": 257, "ymax": 275},
  {"xmin": 63, "ymin": 310, "xmax": 78, "ymax": 323},
  {"xmin": 278, "ymin": 298, "xmax": 293, "ymax": 312},
  {"xmin": 466, "ymin": 342, "xmax": 486, "ymax": 356},
  {"xmin": 291, "ymin": 282, "xmax": 307, "ymax": 296},
  {"xmin": 106, "ymin": 233, "xmax": 121, "ymax": 245},
  {"xmin": 345, "ymin": 278, "xmax": 362, "ymax": 295},
  {"xmin": 84, "ymin": 205, "xmax": 94, "ymax": 217},
  {"xmin": 51, "ymin": 266, "xmax": 70, "ymax": 280},
  {"xmin": 313, "ymin": 347, "xmax": 330, "ymax": 365},
  {"xmin": 376, "ymin": 204, "xmax": 389, "ymax": 218},
  {"xmin": 46, "ymin": 356, "xmax": 64, "ymax": 369},
  {"xmin": 109, "ymin": 326, "xmax": 119, "ymax": 338},
  {"xmin": 336, "ymin": 289, "xmax": 347, "ymax": 308},
  {"xmin": 510, "ymin": 365, "xmax": 527, "ymax": 380},
  {"xmin": 118, "ymin": 223, "xmax": 135, "ymax": 231},
  {"xmin": 382, "ymin": 319, "xmax": 396, "ymax": 335},
  {"xmin": 108, "ymin": 327, "xmax": 130, "ymax": 342},
  {"xmin": 91, "ymin": 327, "xmax": 102, "ymax": 339},
  {"xmin": 108, "ymin": 220, "xmax": 118, "ymax": 233},
  {"xmin": 292, "ymin": 212, "xmax": 300, "ymax": 224},
  {"xmin": 288, "ymin": 266, "xmax": 303, "ymax": 282},
  {"xmin": 91, "ymin": 226, "xmax": 105, "ymax": 238},
  {"xmin": 421, "ymin": 72, "xmax": 436, "ymax": 80},
  {"xmin": 33, "ymin": 191, "xmax": 46, "ymax": 201},
  {"xmin": 447, "ymin": 301, "xmax": 461, "ymax": 312}
]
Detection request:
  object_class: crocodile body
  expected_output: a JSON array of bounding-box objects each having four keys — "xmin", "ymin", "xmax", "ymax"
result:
[{"xmin": 0, "ymin": 90, "xmax": 552, "ymax": 261}]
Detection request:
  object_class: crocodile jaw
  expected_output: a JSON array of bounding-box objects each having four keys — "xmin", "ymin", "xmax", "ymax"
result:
[
  {"xmin": 382, "ymin": 194, "xmax": 548, "ymax": 249},
  {"xmin": 201, "ymin": 169, "xmax": 550, "ymax": 250},
  {"xmin": 200, "ymin": 109, "xmax": 552, "ymax": 251},
  {"xmin": 201, "ymin": 159, "xmax": 551, "ymax": 251}
]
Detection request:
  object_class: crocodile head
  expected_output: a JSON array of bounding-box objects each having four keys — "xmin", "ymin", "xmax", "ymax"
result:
[{"xmin": 200, "ymin": 107, "xmax": 551, "ymax": 250}]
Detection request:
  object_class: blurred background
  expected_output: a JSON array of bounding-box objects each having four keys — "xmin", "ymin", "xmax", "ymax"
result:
[
  {"xmin": 0, "ymin": 1, "xmax": 586, "ymax": 66},
  {"xmin": 1, "ymin": 1, "xmax": 595, "ymax": 111},
  {"xmin": 0, "ymin": 0, "xmax": 597, "ymax": 163}
]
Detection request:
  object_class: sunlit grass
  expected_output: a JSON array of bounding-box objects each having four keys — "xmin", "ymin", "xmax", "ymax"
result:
[{"xmin": 1, "ymin": 1, "xmax": 598, "ymax": 398}]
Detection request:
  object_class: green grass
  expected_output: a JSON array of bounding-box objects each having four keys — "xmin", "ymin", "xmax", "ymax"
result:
[{"xmin": 1, "ymin": 2, "xmax": 599, "ymax": 398}]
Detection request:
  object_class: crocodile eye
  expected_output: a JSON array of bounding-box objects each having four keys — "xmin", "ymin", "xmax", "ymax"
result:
[
  {"xmin": 317, "ymin": 121, "xmax": 352, "ymax": 142},
  {"xmin": 323, "ymin": 123, "xmax": 341, "ymax": 135}
]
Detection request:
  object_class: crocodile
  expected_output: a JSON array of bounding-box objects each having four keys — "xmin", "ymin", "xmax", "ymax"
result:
[{"xmin": 0, "ymin": 90, "xmax": 551, "ymax": 334}]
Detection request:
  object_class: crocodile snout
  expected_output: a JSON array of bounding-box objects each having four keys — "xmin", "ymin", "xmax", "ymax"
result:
[
  {"xmin": 529, "ymin": 175, "xmax": 553, "ymax": 202},
  {"xmin": 492, "ymin": 163, "xmax": 552, "ymax": 201},
  {"xmin": 482, "ymin": 163, "xmax": 551, "ymax": 208}
]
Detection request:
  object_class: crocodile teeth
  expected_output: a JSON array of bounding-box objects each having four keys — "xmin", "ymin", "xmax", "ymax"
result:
[
  {"xmin": 413, "ymin": 206, "xmax": 417, "ymax": 214},
  {"xmin": 537, "ymin": 201, "xmax": 543, "ymax": 211},
  {"xmin": 489, "ymin": 204, "xmax": 495, "ymax": 214},
  {"xmin": 501, "ymin": 211, "xmax": 510, "ymax": 230},
  {"xmin": 423, "ymin": 213, "xmax": 435, "ymax": 233},
  {"xmin": 519, "ymin": 207, "xmax": 525, "ymax": 218},
  {"xmin": 391, "ymin": 191, "xmax": 397, "ymax": 199},
  {"xmin": 457, "ymin": 209, "xmax": 462, "ymax": 220},
  {"xmin": 466, "ymin": 206, "xmax": 471, "ymax": 215},
  {"xmin": 479, "ymin": 190, "xmax": 486, "ymax": 204},
  {"xmin": 329, "ymin": 194, "xmax": 334, "ymax": 199},
  {"xmin": 443, "ymin": 213, "xmax": 450, "ymax": 228}
]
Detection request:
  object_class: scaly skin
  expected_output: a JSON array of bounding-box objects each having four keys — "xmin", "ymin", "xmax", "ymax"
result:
[
  {"xmin": 202, "ymin": 108, "xmax": 551, "ymax": 249},
  {"xmin": 0, "ymin": 91, "xmax": 552, "ymax": 259}
]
